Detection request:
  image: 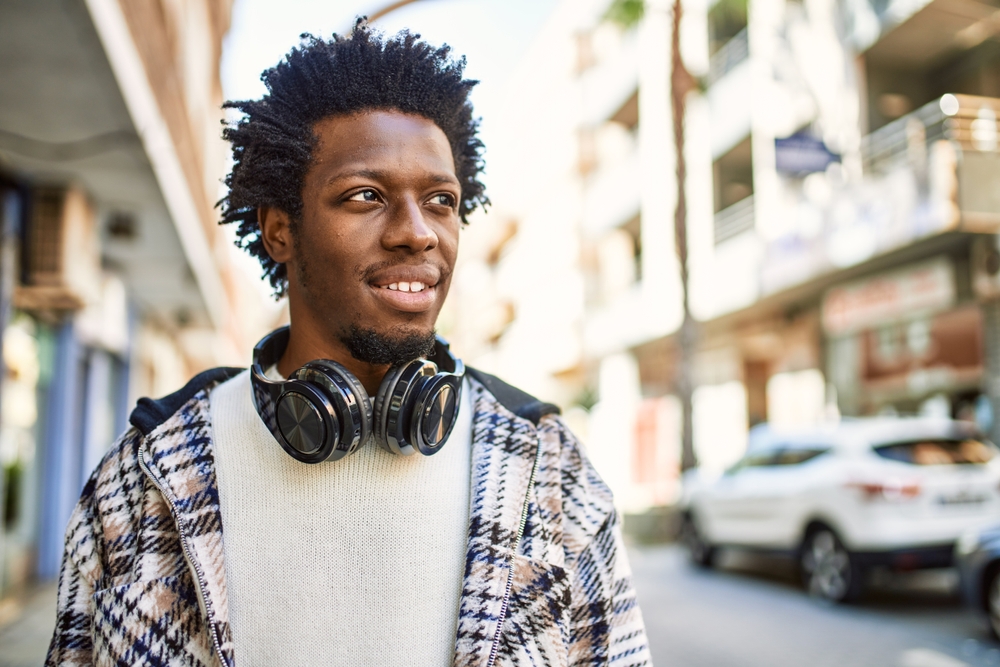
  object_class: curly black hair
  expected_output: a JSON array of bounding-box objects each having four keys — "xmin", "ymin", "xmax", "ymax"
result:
[{"xmin": 220, "ymin": 20, "xmax": 488, "ymax": 296}]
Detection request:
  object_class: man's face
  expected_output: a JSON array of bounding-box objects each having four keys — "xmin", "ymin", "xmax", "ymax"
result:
[{"xmin": 274, "ymin": 110, "xmax": 461, "ymax": 366}]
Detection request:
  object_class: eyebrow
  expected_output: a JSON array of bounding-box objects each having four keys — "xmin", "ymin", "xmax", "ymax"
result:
[{"xmin": 325, "ymin": 169, "xmax": 460, "ymax": 188}]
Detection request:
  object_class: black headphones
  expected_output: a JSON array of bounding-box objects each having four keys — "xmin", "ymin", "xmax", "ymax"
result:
[{"xmin": 250, "ymin": 326, "xmax": 465, "ymax": 464}]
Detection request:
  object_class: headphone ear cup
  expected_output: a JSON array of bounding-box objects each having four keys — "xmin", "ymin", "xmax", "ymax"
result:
[
  {"xmin": 294, "ymin": 360, "xmax": 373, "ymax": 457},
  {"xmin": 272, "ymin": 381, "xmax": 340, "ymax": 463},
  {"xmin": 411, "ymin": 374, "xmax": 462, "ymax": 454},
  {"xmin": 372, "ymin": 362, "xmax": 410, "ymax": 455},
  {"xmin": 375, "ymin": 359, "xmax": 446, "ymax": 456}
]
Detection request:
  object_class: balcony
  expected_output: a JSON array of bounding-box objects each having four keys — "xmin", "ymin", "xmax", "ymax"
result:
[
  {"xmin": 714, "ymin": 195, "xmax": 755, "ymax": 245},
  {"xmin": 864, "ymin": 94, "xmax": 999, "ymax": 169},
  {"xmin": 582, "ymin": 144, "xmax": 641, "ymax": 235},
  {"xmin": 846, "ymin": 0, "xmax": 1000, "ymax": 59},
  {"xmin": 863, "ymin": 93, "xmax": 1000, "ymax": 227},
  {"xmin": 580, "ymin": 29, "xmax": 640, "ymax": 128},
  {"xmin": 759, "ymin": 93, "xmax": 1000, "ymax": 296},
  {"xmin": 707, "ymin": 28, "xmax": 749, "ymax": 87},
  {"xmin": 707, "ymin": 50, "xmax": 752, "ymax": 159}
]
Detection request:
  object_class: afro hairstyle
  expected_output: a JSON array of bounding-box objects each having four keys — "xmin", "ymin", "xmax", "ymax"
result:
[{"xmin": 219, "ymin": 20, "xmax": 488, "ymax": 296}]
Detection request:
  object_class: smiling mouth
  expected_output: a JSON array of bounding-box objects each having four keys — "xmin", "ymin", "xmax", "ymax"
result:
[
  {"xmin": 377, "ymin": 281, "xmax": 432, "ymax": 293},
  {"xmin": 368, "ymin": 280, "xmax": 439, "ymax": 314}
]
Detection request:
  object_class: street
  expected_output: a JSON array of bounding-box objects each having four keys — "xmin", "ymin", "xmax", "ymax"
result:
[
  {"xmin": 631, "ymin": 544, "xmax": 1000, "ymax": 667},
  {"xmin": 0, "ymin": 583, "xmax": 55, "ymax": 667},
  {"xmin": 1, "ymin": 544, "xmax": 997, "ymax": 666}
]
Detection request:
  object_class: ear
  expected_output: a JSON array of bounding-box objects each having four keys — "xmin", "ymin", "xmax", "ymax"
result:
[{"xmin": 258, "ymin": 206, "xmax": 294, "ymax": 264}]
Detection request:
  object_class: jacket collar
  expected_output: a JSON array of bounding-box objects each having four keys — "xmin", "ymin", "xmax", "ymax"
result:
[{"xmin": 132, "ymin": 371, "xmax": 542, "ymax": 667}]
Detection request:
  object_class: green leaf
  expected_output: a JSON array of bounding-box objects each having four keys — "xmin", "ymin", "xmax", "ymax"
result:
[{"xmin": 605, "ymin": 0, "xmax": 645, "ymax": 27}]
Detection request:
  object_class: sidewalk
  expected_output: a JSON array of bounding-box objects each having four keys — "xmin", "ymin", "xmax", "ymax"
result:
[{"xmin": 0, "ymin": 584, "xmax": 56, "ymax": 667}]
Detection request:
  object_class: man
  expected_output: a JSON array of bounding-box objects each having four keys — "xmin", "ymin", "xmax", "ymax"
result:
[{"xmin": 47, "ymin": 22, "xmax": 650, "ymax": 667}]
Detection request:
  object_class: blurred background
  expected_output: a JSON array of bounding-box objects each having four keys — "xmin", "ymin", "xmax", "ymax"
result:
[{"xmin": 3, "ymin": 0, "xmax": 1000, "ymax": 664}]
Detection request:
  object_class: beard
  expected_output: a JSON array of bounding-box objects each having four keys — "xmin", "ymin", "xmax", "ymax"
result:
[{"xmin": 339, "ymin": 323, "xmax": 436, "ymax": 367}]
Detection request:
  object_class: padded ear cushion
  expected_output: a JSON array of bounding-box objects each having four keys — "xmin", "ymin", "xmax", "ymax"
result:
[
  {"xmin": 295, "ymin": 360, "xmax": 373, "ymax": 456},
  {"xmin": 372, "ymin": 362, "xmax": 411, "ymax": 454}
]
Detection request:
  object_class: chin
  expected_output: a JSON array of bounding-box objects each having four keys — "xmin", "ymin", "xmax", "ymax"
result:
[{"xmin": 340, "ymin": 323, "xmax": 437, "ymax": 366}]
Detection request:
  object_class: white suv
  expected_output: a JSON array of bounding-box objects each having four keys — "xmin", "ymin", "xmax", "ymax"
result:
[{"xmin": 679, "ymin": 418, "xmax": 1000, "ymax": 602}]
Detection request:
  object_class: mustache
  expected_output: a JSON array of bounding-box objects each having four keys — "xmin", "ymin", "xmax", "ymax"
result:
[{"xmin": 356, "ymin": 259, "xmax": 451, "ymax": 284}]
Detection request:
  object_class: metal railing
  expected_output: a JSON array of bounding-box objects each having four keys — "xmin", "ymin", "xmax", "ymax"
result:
[
  {"xmin": 714, "ymin": 195, "xmax": 755, "ymax": 245},
  {"xmin": 707, "ymin": 28, "xmax": 749, "ymax": 87},
  {"xmin": 863, "ymin": 94, "xmax": 1000, "ymax": 173}
]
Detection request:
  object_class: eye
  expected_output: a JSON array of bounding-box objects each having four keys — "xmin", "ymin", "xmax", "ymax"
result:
[
  {"xmin": 431, "ymin": 193, "xmax": 457, "ymax": 208},
  {"xmin": 347, "ymin": 189, "xmax": 379, "ymax": 203}
]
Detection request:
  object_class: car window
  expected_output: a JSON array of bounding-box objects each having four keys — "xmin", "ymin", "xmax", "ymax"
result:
[
  {"xmin": 726, "ymin": 446, "xmax": 828, "ymax": 473},
  {"xmin": 873, "ymin": 439, "xmax": 998, "ymax": 465},
  {"xmin": 745, "ymin": 450, "xmax": 781, "ymax": 467},
  {"xmin": 725, "ymin": 449, "xmax": 780, "ymax": 474},
  {"xmin": 772, "ymin": 448, "xmax": 829, "ymax": 465}
]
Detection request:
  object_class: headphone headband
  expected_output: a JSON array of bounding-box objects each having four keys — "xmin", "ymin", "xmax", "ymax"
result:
[{"xmin": 251, "ymin": 326, "xmax": 464, "ymax": 463}]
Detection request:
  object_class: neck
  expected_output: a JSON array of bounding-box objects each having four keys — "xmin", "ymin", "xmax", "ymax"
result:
[{"xmin": 277, "ymin": 307, "xmax": 389, "ymax": 396}]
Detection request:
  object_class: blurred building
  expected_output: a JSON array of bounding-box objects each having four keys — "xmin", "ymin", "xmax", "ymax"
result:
[
  {"xmin": 455, "ymin": 0, "xmax": 1000, "ymax": 513},
  {"xmin": 0, "ymin": 0, "xmax": 269, "ymax": 598}
]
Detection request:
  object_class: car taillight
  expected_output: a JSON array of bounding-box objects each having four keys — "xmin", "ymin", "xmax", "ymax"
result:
[{"xmin": 846, "ymin": 479, "xmax": 922, "ymax": 500}]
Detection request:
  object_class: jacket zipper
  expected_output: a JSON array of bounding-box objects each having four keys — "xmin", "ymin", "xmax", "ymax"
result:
[
  {"xmin": 138, "ymin": 445, "xmax": 228, "ymax": 667},
  {"xmin": 485, "ymin": 436, "xmax": 543, "ymax": 667}
]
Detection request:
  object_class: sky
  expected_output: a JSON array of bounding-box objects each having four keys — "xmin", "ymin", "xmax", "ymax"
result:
[{"xmin": 222, "ymin": 0, "xmax": 559, "ymax": 176}]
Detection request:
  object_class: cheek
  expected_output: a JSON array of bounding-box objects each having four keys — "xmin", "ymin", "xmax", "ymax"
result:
[
  {"xmin": 440, "ymin": 225, "xmax": 460, "ymax": 262},
  {"xmin": 296, "ymin": 215, "xmax": 355, "ymax": 273}
]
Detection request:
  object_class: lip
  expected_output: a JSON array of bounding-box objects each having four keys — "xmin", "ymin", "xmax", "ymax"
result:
[
  {"xmin": 367, "ymin": 263, "xmax": 440, "ymax": 286},
  {"xmin": 366, "ymin": 264, "xmax": 442, "ymax": 313},
  {"xmin": 369, "ymin": 283, "xmax": 438, "ymax": 312}
]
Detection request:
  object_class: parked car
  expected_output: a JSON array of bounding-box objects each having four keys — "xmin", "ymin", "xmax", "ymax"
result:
[
  {"xmin": 680, "ymin": 418, "xmax": 1000, "ymax": 602},
  {"xmin": 956, "ymin": 523, "xmax": 1000, "ymax": 639}
]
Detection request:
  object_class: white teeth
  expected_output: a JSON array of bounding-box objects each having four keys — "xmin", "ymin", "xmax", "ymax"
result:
[{"xmin": 381, "ymin": 282, "xmax": 430, "ymax": 292}]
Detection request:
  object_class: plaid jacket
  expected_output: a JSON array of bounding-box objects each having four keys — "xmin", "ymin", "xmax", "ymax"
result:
[{"xmin": 46, "ymin": 368, "xmax": 651, "ymax": 667}]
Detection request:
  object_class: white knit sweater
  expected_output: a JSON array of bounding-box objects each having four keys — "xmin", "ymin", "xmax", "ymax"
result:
[{"xmin": 209, "ymin": 370, "xmax": 472, "ymax": 667}]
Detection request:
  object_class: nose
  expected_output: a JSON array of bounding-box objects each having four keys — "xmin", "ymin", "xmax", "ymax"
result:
[{"xmin": 382, "ymin": 195, "xmax": 438, "ymax": 253}]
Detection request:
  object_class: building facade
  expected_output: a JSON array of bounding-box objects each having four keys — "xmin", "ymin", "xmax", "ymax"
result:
[
  {"xmin": 457, "ymin": 0, "xmax": 1000, "ymax": 514},
  {"xmin": 0, "ymin": 0, "xmax": 270, "ymax": 598}
]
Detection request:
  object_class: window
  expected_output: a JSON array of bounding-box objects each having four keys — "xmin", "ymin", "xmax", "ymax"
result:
[
  {"xmin": 713, "ymin": 136, "xmax": 754, "ymax": 213},
  {"xmin": 713, "ymin": 136, "xmax": 755, "ymax": 244},
  {"xmin": 726, "ymin": 449, "xmax": 780, "ymax": 474},
  {"xmin": 708, "ymin": 0, "xmax": 748, "ymax": 57},
  {"xmin": 773, "ymin": 448, "xmax": 829, "ymax": 465},
  {"xmin": 610, "ymin": 90, "xmax": 639, "ymax": 132},
  {"xmin": 874, "ymin": 439, "xmax": 998, "ymax": 465},
  {"xmin": 727, "ymin": 445, "xmax": 829, "ymax": 473}
]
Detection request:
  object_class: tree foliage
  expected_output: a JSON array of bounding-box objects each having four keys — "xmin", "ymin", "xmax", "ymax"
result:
[
  {"xmin": 709, "ymin": 0, "xmax": 748, "ymax": 25},
  {"xmin": 604, "ymin": 0, "xmax": 645, "ymax": 28}
]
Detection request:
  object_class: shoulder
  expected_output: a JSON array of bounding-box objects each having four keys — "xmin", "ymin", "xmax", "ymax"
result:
[
  {"xmin": 97, "ymin": 365, "xmax": 242, "ymax": 510},
  {"xmin": 67, "ymin": 368, "xmax": 243, "ymax": 577},
  {"xmin": 129, "ymin": 366, "xmax": 244, "ymax": 436},
  {"xmin": 467, "ymin": 369, "xmax": 616, "ymax": 547},
  {"xmin": 466, "ymin": 367, "xmax": 560, "ymax": 425}
]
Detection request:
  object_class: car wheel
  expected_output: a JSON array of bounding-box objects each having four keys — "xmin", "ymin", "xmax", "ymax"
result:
[
  {"xmin": 680, "ymin": 513, "xmax": 716, "ymax": 568},
  {"xmin": 986, "ymin": 569, "xmax": 1000, "ymax": 640},
  {"xmin": 800, "ymin": 528, "xmax": 862, "ymax": 603}
]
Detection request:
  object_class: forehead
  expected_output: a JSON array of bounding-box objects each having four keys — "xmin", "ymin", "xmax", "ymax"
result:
[{"xmin": 309, "ymin": 110, "xmax": 456, "ymax": 175}]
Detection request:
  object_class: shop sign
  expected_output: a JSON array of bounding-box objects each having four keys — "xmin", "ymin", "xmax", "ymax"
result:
[
  {"xmin": 774, "ymin": 133, "xmax": 841, "ymax": 175},
  {"xmin": 822, "ymin": 257, "xmax": 955, "ymax": 336}
]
